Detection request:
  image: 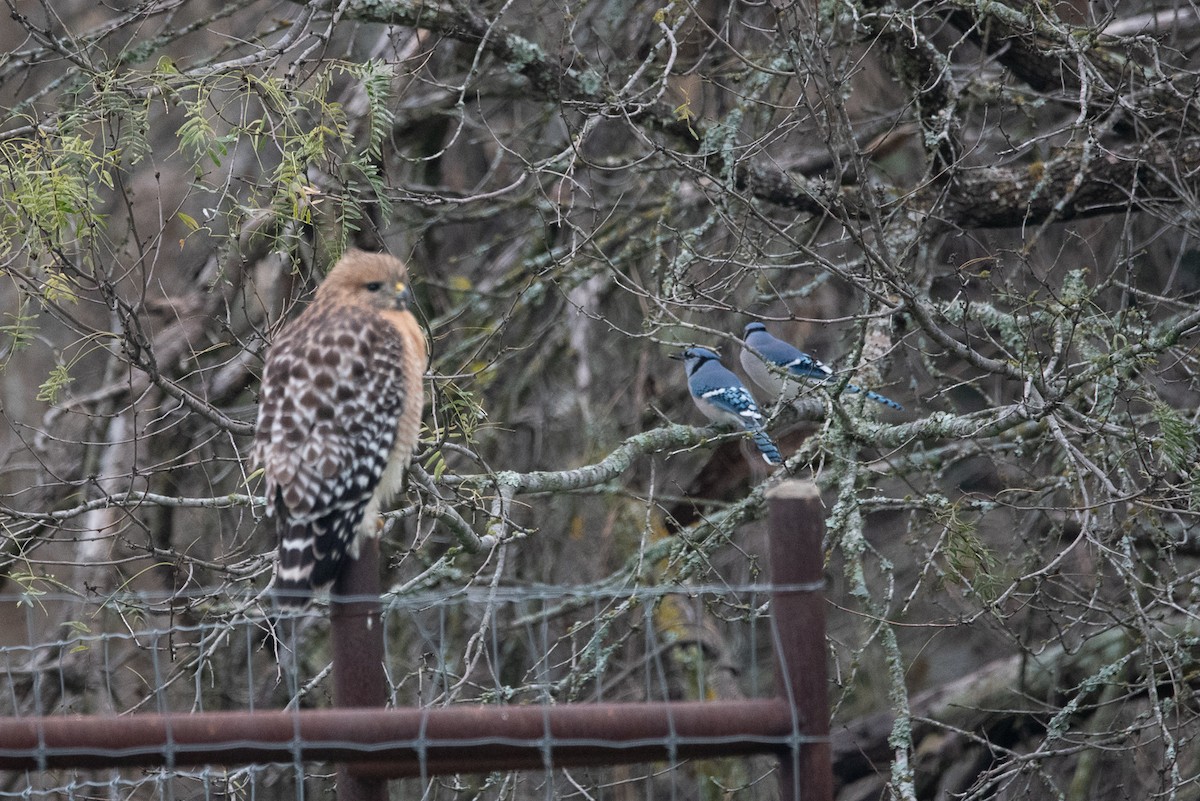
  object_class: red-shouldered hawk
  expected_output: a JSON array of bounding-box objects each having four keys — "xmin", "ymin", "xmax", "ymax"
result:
[{"xmin": 253, "ymin": 250, "xmax": 426, "ymax": 605}]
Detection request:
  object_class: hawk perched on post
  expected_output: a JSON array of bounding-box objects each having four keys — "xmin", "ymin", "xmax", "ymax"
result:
[{"xmin": 253, "ymin": 250, "xmax": 426, "ymax": 605}]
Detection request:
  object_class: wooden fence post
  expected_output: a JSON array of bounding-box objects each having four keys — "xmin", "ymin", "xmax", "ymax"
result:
[
  {"xmin": 331, "ymin": 537, "xmax": 388, "ymax": 801},
  {"xmin": 768, "ymin": 480, "xmax": 834, "ymax": 801}
]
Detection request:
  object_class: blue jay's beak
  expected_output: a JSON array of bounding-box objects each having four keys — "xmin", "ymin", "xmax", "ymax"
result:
[{"xmin": 669, "ymin": 350, "xmax": 686, "ymax": 361}]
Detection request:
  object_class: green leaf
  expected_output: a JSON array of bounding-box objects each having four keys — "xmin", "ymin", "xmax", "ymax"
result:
[
  {"xmin": 1152, "ymin": 400, "xmax": 1197, "ymax": 474},
  {"xmin": 37, "ymin": 361, "xmax": 74, "ymax": 404}
]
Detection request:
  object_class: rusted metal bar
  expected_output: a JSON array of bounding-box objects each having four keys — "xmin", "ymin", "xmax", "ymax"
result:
[
  {"xmin": 0, "ymin": 699, "xmax": 794, "ymax": 774},
  {"xmin": 767, "ymin": 480, "xmax": 834, "ymax": 801},
  {"xmin": 331, "ymin": 536, "xmax": 387, "ymax": 801}
]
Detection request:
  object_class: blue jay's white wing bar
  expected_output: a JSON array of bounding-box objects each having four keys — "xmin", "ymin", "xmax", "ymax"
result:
[
  {"xmin": 740, "ymin": 322, "xmax": 903, "ymax": 411},
  {"xmin": 672, "ymin": 347, "xmax": 783, "ymax": 465}
]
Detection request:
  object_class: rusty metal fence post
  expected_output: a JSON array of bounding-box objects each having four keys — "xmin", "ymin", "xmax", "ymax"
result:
[
  {"xmin": 331, "ymin": 537, "xmax": 387, "ymax": 801},
  {"xmin": 768, "ymin": 480, "xmax": 833, "ymax": 801}
]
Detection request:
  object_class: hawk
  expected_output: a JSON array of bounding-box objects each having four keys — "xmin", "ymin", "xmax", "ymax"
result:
[{"xmin": 254, "ymin": 250, "xmax": 426, "ymax": 605}]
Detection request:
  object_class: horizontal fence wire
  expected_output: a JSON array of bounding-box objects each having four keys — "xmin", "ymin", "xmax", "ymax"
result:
[{"xmin": 0, "ymin": 581, "xmax": 819, "ymax": 801}]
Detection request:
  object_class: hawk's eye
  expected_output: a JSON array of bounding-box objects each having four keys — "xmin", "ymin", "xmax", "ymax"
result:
[{"xmin": 364, "ymin": 281, "xmax": 384, "ymax": 292}]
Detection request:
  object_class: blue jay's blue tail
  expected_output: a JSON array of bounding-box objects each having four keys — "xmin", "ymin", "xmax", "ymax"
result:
[
  {"xmin": 846, "ymin": 383, "xmax": 904, "ymax": 411},
  {"xmin": 750, "ymin": 429, "xmax": 783, "ymax": 465}
]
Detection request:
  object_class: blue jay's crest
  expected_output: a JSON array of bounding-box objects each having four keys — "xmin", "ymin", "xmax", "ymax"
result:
[
  {"xmin": 740, "ymin": 322, "xmax": 903, "ymax": 411},
  {"xmin": 672, "ymin": 346, "xmax": 783, "ymax": 465},
  {"xmin": 672, "ymin": 346, "xmax": 722, "ymax": 376}
]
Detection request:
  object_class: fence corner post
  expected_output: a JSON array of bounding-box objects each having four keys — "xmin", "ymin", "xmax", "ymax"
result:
[
  {"xmin": 767, "ymin": 479, "xmax": 834, "ymax": 801},
  {"xmin": 331, "ymin": 536, "xmax": 388, "ymax": 801}
]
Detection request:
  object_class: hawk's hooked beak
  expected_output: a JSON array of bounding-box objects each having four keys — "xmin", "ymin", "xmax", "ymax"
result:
[{"xmin": 394, "ymin": 282, "xmax": 412, "ymax": 311}]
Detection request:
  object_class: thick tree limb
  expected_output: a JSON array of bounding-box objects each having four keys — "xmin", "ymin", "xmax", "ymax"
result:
[
  {"xmin": 934, "ymin": 136, "xmax": 1200, "ymax": 230},
  {"xmin": 832, "ymin": 625, "xmax": 1142, "ymax": 791},
  {"xmin": 329, "ymin": 0, "xmax": 1200, "ymax": 231}
]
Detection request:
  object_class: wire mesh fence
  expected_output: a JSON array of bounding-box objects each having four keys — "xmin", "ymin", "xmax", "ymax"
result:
[{"xmin": 0, "ymin": 581, "xmax": 797, "ymax": 800}]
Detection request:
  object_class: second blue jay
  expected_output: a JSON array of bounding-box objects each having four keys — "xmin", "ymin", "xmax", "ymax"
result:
[
  {"xmin": 672, "ymin": 347, "xmax": 783, "ymax": 465},
  {"xmin": 740, "ymin": 322, "xmax": 903, "ymax": 411}
]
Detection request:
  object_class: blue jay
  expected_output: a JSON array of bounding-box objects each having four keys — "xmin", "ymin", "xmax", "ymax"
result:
[
  {"xmin": 740, "ymin": 322, "xmax": 903, "ymax": 411},
  {"xmin": 672, "ymin": 347, "xmax": 783, "ymax": 465}
]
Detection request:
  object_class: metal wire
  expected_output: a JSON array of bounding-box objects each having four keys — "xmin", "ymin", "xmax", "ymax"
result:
[{"xmin": 0, "ymin": 582, "xmax": 813, "ymax": 800}]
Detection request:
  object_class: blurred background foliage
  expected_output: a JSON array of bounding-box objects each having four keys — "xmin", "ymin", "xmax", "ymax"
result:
[{"xmin": 3, "ymin": 0, "xmax": 1200, "ymax": 796}]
